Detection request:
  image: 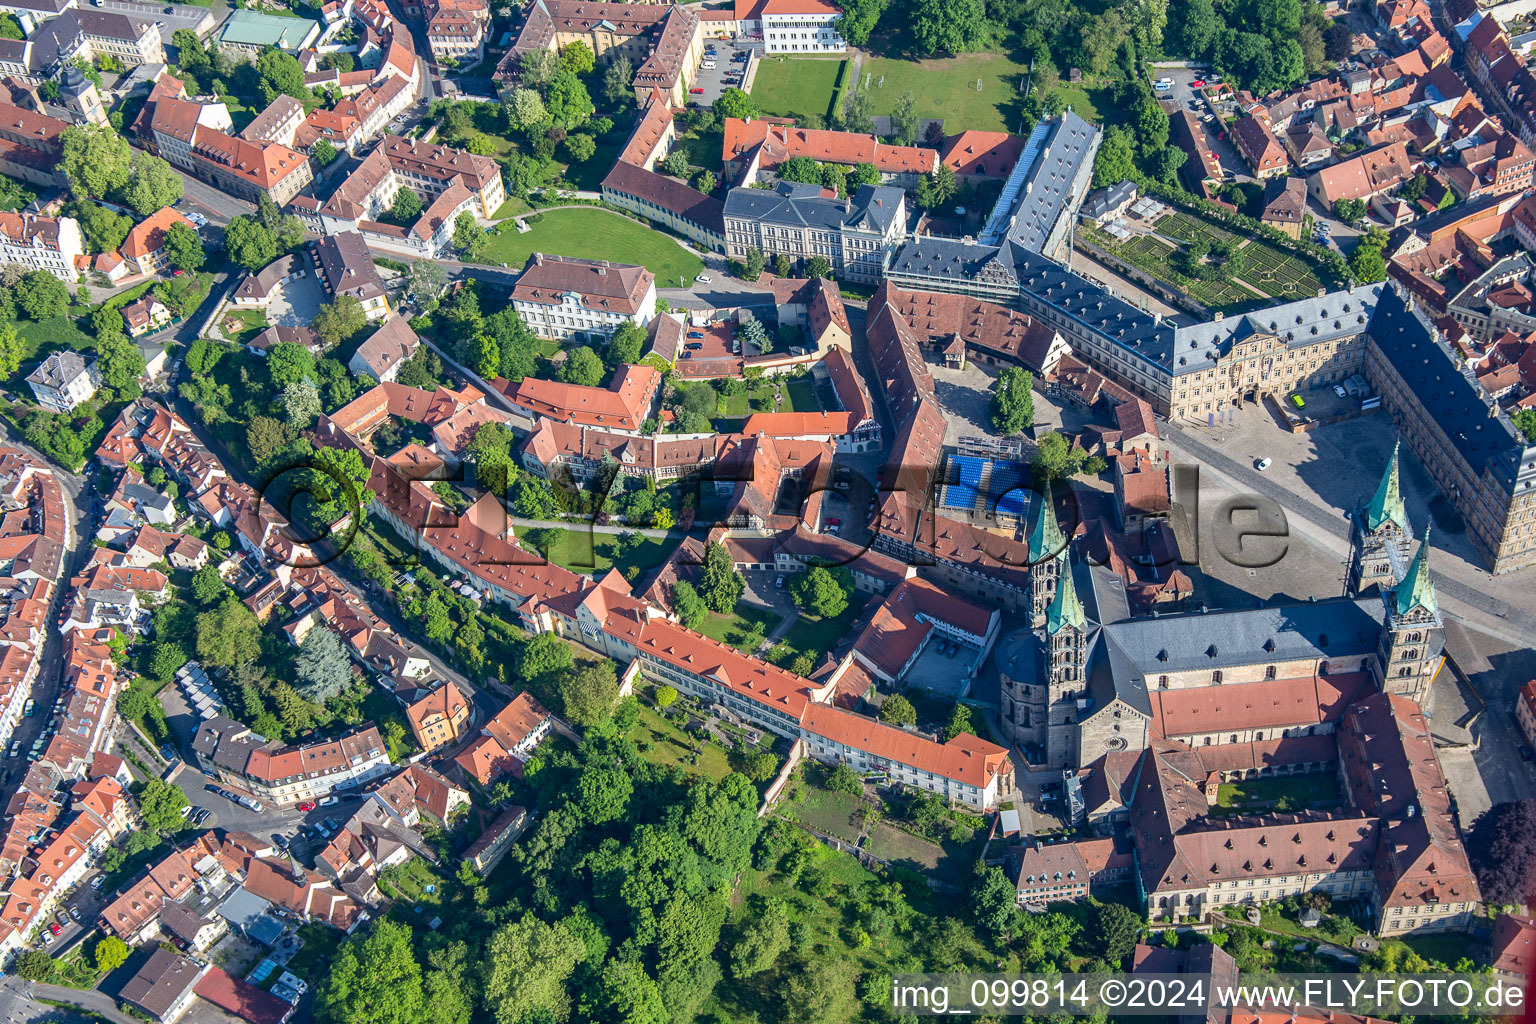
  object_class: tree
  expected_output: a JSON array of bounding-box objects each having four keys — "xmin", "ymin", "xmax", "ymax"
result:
[
  {"xmin": 453, "ymin": 212, "xmax": 489, "ymax": 263},
  {"xmin": 1136, "ymin": 92, "xmax": 1171, "ymax": 157},
  {"xmin": 608, "ymin": 322, "xmax": 646, "ymax": 367},
  {"xmin": 1033, "ymin": 431, "xmax": 1099, "ymax": 481},
  {"xmin": 840, "ymin": 88, "xmax": 875, "ymax": 134},
  {"xmin": 603, "ymin": 54, "xmax": 635, "ymax": 104},
  {"xmin": 654, "ymin": 684, "xmax": 679, "ymax": 709},
  {"xmin": 191, "ymin": 565, "xmax": 227, "ymax": 605},
  {"xmin": 593, "ymin": 960, "xmax": 669, "ymax": 1024},
  {"xmin": 480, "ymin": 913, "xmax": 585, "ymax": 1024},
  {"xmin": 889, "ymin": 90, "xmax": 920, "ymax": 146},
  {"xmin": 282, "ymin": 378, "xmax": 321, "ymax": 425},
  {"xmin": 14, "ymin": 272, "xmax": 66, "ymax": 320},
  {"xmin": 912, "ymin": 0, "xmax": 989, "ymax": 55},
  {"xmin": 565, "ymin": 132, "xmax": 596, "ymax": 163},
  {"xmin": 319, "ymin": 920, "xmax": 428, "ymax": 1024},
  {"xmin": 729, "ymin": 898, "xmax": 791, "ymax": 978},
  {"xmin": 989, "ymin": 366, "xmax": 1035, "ymax": 434},
  {"xmin": 392, "ymin": 186, "xmax": 424, "ymax": 224},
  {"xmin": 1096, "ymin": 901, "xmax": 1142, "ymax": 961},
  {"xmin": 838, "ymin": 0, "xmax": 889, "ymax": 45},
  {"xmin": 915, "ymin": 163, "xmax": 958, "ymax": 210},
  {"xmin": 138, "ymin": 778, "xmax": 189, "ymax": 831},
  {"xmin": 972, "ymin": 864, "xmax": 1019, "ymax": 941},
  {"xmin": 93, "ymin": 935, "xmax": 130, "ymax": 974},
  {"xmin": 1332, "ymin": 198, "xmax": 1365, "ymax": 224},
  {"xmin": 880, "ymin": 694, "xmax": 916, "ymax": 727},
  {"xmin": 0, "ymin": 321, "xmax": 17, "ymax": 382},
  {"xmin": 72, "ymin": 201, "xmax": 132, "ymax": 254},
  {"xmin": 97, "ymin": 334, "xmax": 146, "ymax": 397},
  {"xmin": 699, "ymin": 541, "xmax": 744, "ymax": 613},
  {"xmin": 1168, "ymin": 0, "xmax": 1220, "ymax": 58},
  {"xmin": 311, "ymin": 444, "xmax": 374, "ymax": 524},
  {"xmin": 405, "ymin": 260, "xmax": 449, "ymax": 306},
  {"xmin": 121, "ymin": 155, "xmax": 184, "ymax": 216},
  {"xmin": 559, "ymin": 346, "xmax": 604, "ymax": 386},
  {"xmin": 546, "ymin": 70, "xmax": 594, "ymax": 128},
  {"xmin": 506, "ymin": 87, "xmax": 549, "ymax": 134},
  {"xmin": 943, "ymin": 702, "xmax": 975, "ymax": 741},
  {"xmin": 660, "ymin": 149, "xmax": 690, "ymax": 178},
  {"xmin": 827, "ymin": 762, "xmax": 863, "ymax": 794},
  {"xmin": 788, "ymin": 564, "xmax": 852, "ymax": 618},
  {"xmin": 518, "ymin": 632, "xmax": 572, "ymax": 689},
  {"xmin": 256, "ymin": 47, "xmax": 309, "ymax": 104},
  {"xmin": 1348, "ymin": 241, "xmax": 1387, "ymax": 284},
  {"xmin": 14, "ymin": 951, "xmax": 55, "ymax": 982},
  {"xmin": 195, "ymin": 596, "xmax": 262, "ymax": 667},
  {"xmin": 60, "ymin": 124, "xmax": 132, "ymax": 199},
  {"xmin": 715, "ymin": 88, "xmax": 757, "ymax": 121},
  {"xmin": 296, "ymin": 626, "xmax": 352, "ymax": 702},
  {"xmin": 670, "ymin": 580, "xmax": 707, "ymax": 630},
  {"xmin": 1467, "ymin": 799, "xmax": 1536, "ymax": 906},
  {"xmin": 224, "ymin": 216, "xmax": 278, "ymax": 273},
  {"xmin": 267, "ymin": 341, "xmax": 317, "ymax": 389},
  {"xmin": 314, "ymin": 295, "xmax": 368, "ymax": 349},
  {"xmin": 162, "ymin": 222, "xmax": 204, "ymax": 272},
  {"xmin": 804, "ymin": 255, "xmax": 832, "ymax": 281},
  {"xmin": 561, "ymin": 40, "xmax": 595, "ymax": 75},
  {"xmin": 779, "ymin": 155, "xmax": 821, "ymax": 185},
  {"xmin": 149, "ymin": 641, "xmax": 187, "ymax": 683},
  {"xmin": 559, "ymin": 661, "xmax": 619, "ymax": 727}
]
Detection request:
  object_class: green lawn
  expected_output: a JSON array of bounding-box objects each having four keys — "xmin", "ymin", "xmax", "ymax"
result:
[
  {"xmin": 692, "ymin": 604, "xmax": 783, "ymax": 653},
  {"xmin": 379, "ymin": 857, "xmax": 449, "ymax": 906},
  {"xmin": 285, "ymin": 923, "xmax": 343, "ymax": 985},
  {"xmin": 780, "ymin": 774, "xmax": 864, "ymax": 842},
  {"xmin": 490, "ymin": 197, "xmax": 533, "ymax": 219},
  {"xmin": 626, "ymin": 699, "xmax": 733, "ymax": 780},
  {"xmin": 770, "ymin": 595, "xmax": 866, "ymax": 668},
  {"xmin": 217, "ymin": 307, "xmax": 268, "ymax": 345},
  {"xmin": 1216, "ymin": 772, "xmax": 1341, "ymax": 812},
  {"xmin": 857, "ymin": 52, "xmax": 1032, "ymax": 134},
  {"xmin": 11, "ymin": 315, "xmax": 95, "ymax": 381},
  {"xmin": 750, "ymin": 57, "xmax": 847, "ymax": 121},
  {"xmin": 513, "ymin": 526, "xmax": 679, "ymax": 577},
  {"xmin": 865, "ymin": 822, "xmax": 980, "ymax": 886},
  {"xmin": 479, "ymin": 208, "xmax": 704, "ymax": 284}
]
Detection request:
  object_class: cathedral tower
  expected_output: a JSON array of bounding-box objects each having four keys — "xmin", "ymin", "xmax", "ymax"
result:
[
  {"xmin": 1351, "ymin": 441, "xmax": 1411, "ymax": 595},
  {"xmin": 1375, "ymin": 528, "xmax": 1443, "ymax": 705}
]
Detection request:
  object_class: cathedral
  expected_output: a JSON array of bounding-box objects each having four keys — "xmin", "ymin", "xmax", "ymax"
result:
[{"xmin": 998, "ymin": 446, "xmax": 1444, "ymax": 771}]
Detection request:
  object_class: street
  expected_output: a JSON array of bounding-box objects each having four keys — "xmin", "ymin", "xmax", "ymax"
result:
[{"xmin": 0, "ymin": 977, "xmax": 136, "ymax": 1024}]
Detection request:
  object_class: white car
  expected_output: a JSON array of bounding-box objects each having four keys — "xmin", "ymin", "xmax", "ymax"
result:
[
  {"xmin": 1333, "ymin": 384, "xmax": 1348, "ymax": 398},
  {"xmin": 695, "ymin": 273, "xmax": 712, "ymax": 284},
  {"xmin": 1255, "ymin": 457, "xmax": 1273, "ymax": 471}
]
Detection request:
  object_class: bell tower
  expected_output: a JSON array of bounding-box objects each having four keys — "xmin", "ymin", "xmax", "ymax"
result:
[
  {"xmin": 1043, "ymin": 559, "xmax": 1088, "ymax": 769},
  {"xmin": 1028, "ymin": 488, "xmax": 1067, "ymax": 624},
  {"xmin": 1376, "ymin": 528, "xmax": 1443, "ymax": 705},
  {"xmin": 1351, "ymin": 441, "xmax": 1411, "ymax": 595}
]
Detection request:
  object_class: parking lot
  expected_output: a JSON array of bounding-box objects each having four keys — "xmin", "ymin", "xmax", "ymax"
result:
[{"xmin": 690, "ymin": 41, "xmax": 757, "ymax": 106}]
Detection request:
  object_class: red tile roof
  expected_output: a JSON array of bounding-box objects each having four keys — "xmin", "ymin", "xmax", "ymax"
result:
[{"xmin": 800, "ymin": 703, "xmax": 1010, "ymax": 788}]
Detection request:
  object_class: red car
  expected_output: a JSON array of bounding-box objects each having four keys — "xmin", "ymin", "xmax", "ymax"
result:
[
  {"xmin": 172, "ymin": 269, "xmax": 185, "ymax": 277},
  {"xmin": 1191, "ymin": 78, "xmax": 1206, "ymax": 87},
  {"xmin": 690, "ymin": 87, "xmax": 704, "ymax": 94},
  {"xmin": 297, "ymin": 801, "xmax": 316, "ymax": 812},
  {"xmin": 48, "ymin": 922, "xmax": 60, "ymax": 935}
]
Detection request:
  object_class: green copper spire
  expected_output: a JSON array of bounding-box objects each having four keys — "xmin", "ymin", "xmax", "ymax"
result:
[
  {"xmin": 1046, "ymin": 554, "xmax": 1085, "ymax": 635},
  {"xmin": 1393, "ymin": 525, "xmax": 1438, "ymax": 619},
  {"xmin": 1365, "ymin": 441, "xmax": 1410, "ymax": 534},
  {"xmin": 1028, "ymin": 489, "xmax": 1066, "ymax": 562}
]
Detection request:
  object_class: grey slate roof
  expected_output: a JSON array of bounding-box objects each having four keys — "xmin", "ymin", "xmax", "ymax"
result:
[
  {"xmin": 1001, "ymin": 109, "xmax": 1100, "ymax": 251},
  {"xmin": 724, "ymin": 180, "xmax": 903, "ymax": 234},
  {"xmin": 1168, "ymin": 283, "xmax": 1384, "ymax": 375},
  {"xmin": 25, "ymin": 351, "xmax": 89, "ymax": 391}
]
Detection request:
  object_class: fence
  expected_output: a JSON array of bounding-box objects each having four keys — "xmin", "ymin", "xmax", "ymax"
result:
[{"xmin": 757, "ymin": 737, "xmax": 804, "ymax": 817}]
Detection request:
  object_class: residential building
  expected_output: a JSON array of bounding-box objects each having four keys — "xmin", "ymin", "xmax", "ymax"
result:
[
  {"xmin": 191, "ymin": 717, "xmax": 392, "ymax": 806},
  {"xmin": 25, "ymin": 8, "xmax": 165, "ymax": 77},
  {"xmin": 1080, "ymin": 180, "xmax": 1137, "ymax": 227},
  {"xmin": 404, "ymin": 682, "xmax": 470, "ymax": 752},
  {"xmin": 462, "ymin": 804, "xmax": 527, "ymax": 874},
  {"xmin": 312, "ymin": 231, "xmax": 389, "ymax": 321},
  {"xmin": 1259, "ymin": 176, "xmax": 1309, "ymax": 239},
  {"xmin": 0, "ymin": 99, "xmax": 65, "ymax": 186},
  {"xmin": 723, "ymin": 180, "xmax": 906, "ymax": 284},
  {"xmin": 0, "ymin": 211, "xmax": 82, "ymax": 281},
  {"xmin": 240, "ymin": 95, "xmax": 305, "ymax": 148},
  {"xmin": 1234, "ymin": 114, "xmax": 1290, "ymax": 178},
  {"xmin": 510, "ymin": 253, "xmax": 656, "ymax": 343},
  {"xmin": 347, "ymin": 315, "xmax": 419, "ymax": 383},
  {"xmin": 1013, "ymin": 837, "xmax": 1133, "ymax": 904},
  {"xmin": 497, "ymin": 0, "xmax": 703, "ymax": 107},
  {"xmin": 1491, "ymin": 913, "xmax": 1536, "ymax": 980},
  {"xmin": 119, "ymin": 948, "xmax": 209, "ymax": 1023},
  {"xmin": 602, "ymin": 158, "xmax": 725, "ymax": 252},
  {"xmin": 1308, "ymin": 141, "xmax": 1417, "ymax": 207},
  {"xmin": 455, "ymin": 692, "xmax": 552, "ymax": 784},
  {"xmin": 120, "ymin": 296, "xmax": 170, "ymax": 337},
  {"xmin": 120, "ymin": 207, "xmax": 193, "ymax": 276},
  {"xmin": 26, "ymin": 351, "xmax": 94, "ymax": 412},
  {"xmin": 939, "ymin": 130, "xmax": 1025, "ymax": 183}
]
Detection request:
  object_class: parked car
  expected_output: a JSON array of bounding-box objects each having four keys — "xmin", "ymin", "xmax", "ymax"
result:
[
  {"xmin": 1522, "ymin": 746, "xmax": 1534, "ymax": 762},
  {"xmin": 22, "ymin": 699, "xmax": 33, "ymax": 717},
  {"xmin": 1255, "ymin": 457, "xmax": 1273, "ymax": 471},
  {"xmin": 40, "ymin": 932, "xmax": 51, "ymax": 945},
  {"xmin": 696, "ymin": 273, "xmax": 713, "ymax": 284},
  {"xmin": 687, "ymin": 331, "xmax": 704, "ymax": 338},
  {"xmin": 775, "ymin": 575, "xmax": 785, "ymax": 589},
  {"xmin": 319, "ymin": 796, "xmax": 339, "ymax": 807},
  {"xmin": 1333, "ymin": 384, "xmax": 1348, "ymax": 398},
  {"xmin": 1191, "ymin": 78, "xmax": 1206, "ymax": 87},
  {"xmin": 297, "ymin": 801, "xmax": 316, "ymax": 812},
  {"xmin": 690, "ymin": 87, "xmax": 703, "ymax": 94},
  {"xmin": 49, "ymin": 922, "xmax": 60, "ymax": 936},
  {"xmin": 90, "ymin": 875, "xmax": 104, "ymax": 889},
  {"xmin": 67, "ymin": 907, "xmax": 79, "ymax": 922}
]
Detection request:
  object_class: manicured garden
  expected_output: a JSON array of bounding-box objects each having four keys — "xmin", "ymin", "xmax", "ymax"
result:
[
  {"xmin": 714, "ymin": 377, "xmax": 823, "ymax": 420},
  {"xmin": 478, "ymin": 207, "xmax": 705, "ymax": 285},
  {"xmin": 514, "ymin": 525, "xmax": 680, "ymax": 578},
  {"xmin": 858, "ymin": 52, "xmax": 1033, "ymax": 134},
  {"xmin": 768, "ymin": 594, "xmax": 866, "ymax": 669},
  {"xmin": 749, "ymin": 57, "xmax": 848, "ymax": 122}
]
